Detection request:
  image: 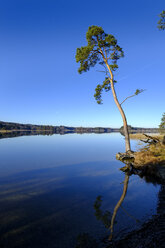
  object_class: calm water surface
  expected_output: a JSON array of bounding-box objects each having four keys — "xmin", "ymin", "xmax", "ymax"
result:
[{"xmin": 0, "ymin": 133, "xmax": 161, "ymax": 247}]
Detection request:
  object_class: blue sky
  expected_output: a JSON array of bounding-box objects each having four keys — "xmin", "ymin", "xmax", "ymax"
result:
[{"xmin": 0, "ymin": 0, "xmax": 164, "ymax": 128}]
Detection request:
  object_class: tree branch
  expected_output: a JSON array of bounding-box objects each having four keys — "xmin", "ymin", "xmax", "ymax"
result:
[
  {"xmin": 120, "ymin": 94, "xmax": 136, "ymax": 105},
  {"xmin": 120, "ymin": 89, "xmax": 145, "ymax": 105},
  {"xmin": 140, "ymin": 134, "xmax": 160, "ymax": 144},
  {"xmin": 93, "ymin": 49, "xmax": 102, "ymax": 55},
  {"xmin": 103, "ymin": 46, "xmax": 108, "ymax": 60},
  {"xmin": 96, "ymin": 36, "xmax": 106, "ymax": 62},
  {"xmin": 99, "ymin": 63, "xmax": 108, "ymax": 75}
]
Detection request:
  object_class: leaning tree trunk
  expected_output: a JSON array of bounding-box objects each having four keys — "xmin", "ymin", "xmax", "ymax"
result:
[
  {"xmin": 110, "ymin": 80, "xmax": 131, "ymax": 152},
  {"xmin": 106, "ymin": 63, "xmax": 131, "ymax": 152}
]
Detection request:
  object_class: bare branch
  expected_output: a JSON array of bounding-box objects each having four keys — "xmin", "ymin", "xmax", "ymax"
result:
[
  {"xmin": 120, "ymin": 94, "xmax": 136, "ymax": 105},
  {"xmin": 99, "ymin": 63, "xmax": 108, "ymax": 75},
  {"xmin": 120, "ymin": 89, "xmax": 145, "ymax": 105},
  {"xmin": 140, "ymin": 134, "xmax": 160, "ymax": 144}
]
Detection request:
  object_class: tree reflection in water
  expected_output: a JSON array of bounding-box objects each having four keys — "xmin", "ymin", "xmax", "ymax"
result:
[
  {"xmin": 76, "ymin": 162, "xmax": 165, "ymax": 248},
  {"xmin": 109, "ymin": 172, "xmax": 130, "ymax": 240},
  {"xmin": 93, "ymin": 163, "xmax": 138, "ymax": 241},
  {"xmin": 94, "ymin": 195, "xmax": 112, "ymax": 229},
  {"xmin": 76, "ymin": 164, "xmax": 133, "ymax": 247}
]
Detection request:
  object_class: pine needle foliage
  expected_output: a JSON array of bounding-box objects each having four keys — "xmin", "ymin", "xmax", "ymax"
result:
[
  {"xmin": 158, "ymin": 10, "xmax": 165, "ymax": 30},
  {"xmin": 159, "ymin": 113, "xmax": 165, "ymax": 130},
  {"xmin": 134, "ymin": 89, "xmax": 144, "ymax": 95},
  {"xmin": 75, "ymin": 26, "xmax": 123, "ymax": 104}
]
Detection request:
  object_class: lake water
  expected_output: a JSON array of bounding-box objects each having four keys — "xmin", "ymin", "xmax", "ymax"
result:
[{"xmin": 0, "ymin": 133, "xmax": 161, "ymax": 247}]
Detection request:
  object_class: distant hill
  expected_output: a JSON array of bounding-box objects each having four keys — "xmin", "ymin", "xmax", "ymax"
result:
[
  {"xmin": 0, "ymin": 121, "xmax": 160, "ymax": 135},
  {"xmin": 0, "ymin": 121, "xmax": 74, "ymax": 133}
]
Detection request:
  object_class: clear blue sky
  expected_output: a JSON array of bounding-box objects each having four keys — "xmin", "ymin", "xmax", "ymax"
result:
[{"xmin": 0, "ymin": 0, "xmax": 164, "ymax": 128}]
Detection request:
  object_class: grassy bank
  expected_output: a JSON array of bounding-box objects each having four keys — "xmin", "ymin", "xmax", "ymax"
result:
[
  {"xmin": 131, "ymin": 133, "xmax": 165, "ymax": 168},
  {"xmin": 134, "ymin": 142, "xmax": 165, "ymax": 167},
  {"xmin": 130, "ymin": 133, "xmax": 164, "ymax": 140}
]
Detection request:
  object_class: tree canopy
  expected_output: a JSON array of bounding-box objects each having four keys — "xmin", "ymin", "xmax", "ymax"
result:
[
  {"xmin": 159, "ymin": 113, "xmax": 165, "ymax": 130},
  {"xmin": 158, "ymin": 10, "xmax": 165, "ymax": 30},
  {"xmin": 75, "ymin": 26, "xmax": 123, "ymax": 104}
]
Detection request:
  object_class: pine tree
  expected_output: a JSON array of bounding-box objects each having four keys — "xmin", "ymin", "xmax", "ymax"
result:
[
  {"xmin": 76, "ymin": 26, "xmax": 143, "ymax": 152},
  {"xmin": 158, "ymin": 10, "xmax": 165, "ymax": 30},
  {"xmin": 159, "ymin": 113, "xmax": 165, "ymax": 130}
]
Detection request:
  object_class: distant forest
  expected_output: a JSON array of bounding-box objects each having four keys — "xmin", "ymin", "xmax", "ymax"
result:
[
  {"xmin": 0, "ymin": 121, "xmax": 56, "ymax": 132},
  {"xmin": 0, "ymin": 121, "xmax": 160, "ymax": 135}
]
